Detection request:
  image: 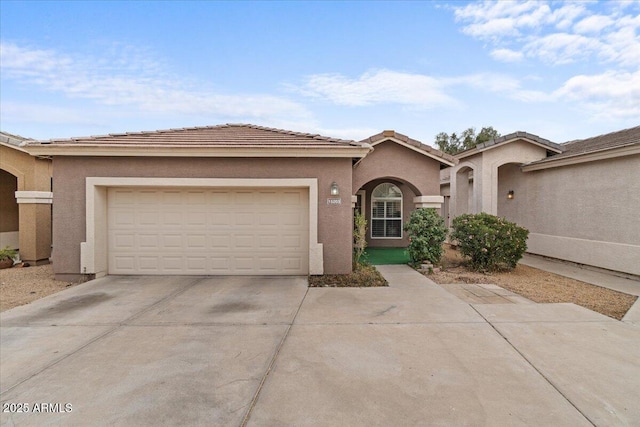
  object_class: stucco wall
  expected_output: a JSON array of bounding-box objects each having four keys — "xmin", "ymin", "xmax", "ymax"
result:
[
  {"xmin": 0, "ymin": 145, "xmax": 52, "ymax": 192},
  {"xmin": 353, "ymin": 141, "xmax": 441, "ymax": 196},
  {"xmin": 450, "ymin": 141, "xmax": 548, "ymax": 218},
  {"xmin": 0, "ymin": 145, "xmax": 52, "ymax": 261},
  {"xmin": 353, "ymin": 140, "xmax": 443, "ymax": 249},
  {"xmin": 497, "ymin": 155, "xmax": 640, "ymax": 276},
  {"xmin": 52, "ymin": 156, "xmax": 354, "ymax": 278},
  {"xmin": 0, "ymin": 170, "xmax": 18, "ymax": 232}
]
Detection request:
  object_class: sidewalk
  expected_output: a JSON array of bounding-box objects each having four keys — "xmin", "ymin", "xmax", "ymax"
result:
[{"xmin": 520, "ymin": 253, "xmax": 640, "ymax": 323}]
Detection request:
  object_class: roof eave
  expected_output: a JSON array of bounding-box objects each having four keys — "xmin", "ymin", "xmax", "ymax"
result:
[
  {"xmin": 365, "ymin": 136, "xmax": 457, "ymax": 167},
  {"xmin": 456, "ymin": 136, "xmax": 563, "ymax": 160},
  {"xmin": 24, "ymin": 144, "xmax": 372, "ymax": 158},
  {"xmin": 0, "ymin": 140, "xmax": 30, "ymax": 154},
  {"xmin": 522, "ymin": 143, "xmax": 640, "ymax": 171}
]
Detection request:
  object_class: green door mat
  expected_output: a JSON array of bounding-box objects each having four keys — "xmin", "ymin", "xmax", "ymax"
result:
[{"xmin": 364, "ymin": 248, "xmax": 410, "ymax": 265}]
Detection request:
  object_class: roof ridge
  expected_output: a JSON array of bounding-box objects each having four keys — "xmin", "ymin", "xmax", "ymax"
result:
[
  {"xmin": 562, "ymin": 125, "xmax": 640, "ymax": 146},
  {"xmin": 27, "ymin": 123, "xmax": 365, "ymax": 148},
  {"xmin": 361, "ymin": 129, "xmax": 457, "ymax": 164}
]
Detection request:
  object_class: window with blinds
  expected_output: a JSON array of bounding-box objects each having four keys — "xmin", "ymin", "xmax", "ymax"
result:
[{"xmin": 371, "ymin": 183, "xmax": 402, "ymax": 238}]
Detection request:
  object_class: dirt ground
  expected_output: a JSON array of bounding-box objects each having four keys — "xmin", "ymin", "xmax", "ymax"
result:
[
  {"xmin": 429, "ymin": 246, "xmax": 637, "ymax": 320},
  {"xmin": 0, "ymin": 264, "xmax": 80, "ymax": 312}
]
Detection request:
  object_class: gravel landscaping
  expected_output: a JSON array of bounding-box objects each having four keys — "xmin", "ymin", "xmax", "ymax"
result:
[
  {"xmin": 428, "ymin": 245, "xmax": 637, "ymax": 320},
  {"xmin": 0, "ymin": 264, "xmax": 80, "ymax": 312}
]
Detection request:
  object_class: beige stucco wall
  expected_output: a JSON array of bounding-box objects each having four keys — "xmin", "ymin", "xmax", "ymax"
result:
[
  {"xmin": 52, "ymin": 156, "xmax": 354, "ymax": 279},
  {"xmin": 0, "ymin": 144, "xmax": 52, "ymax": 261},
  {"xmin": 0, "ymin": 170, "xmax": 19, "ymax": 232},
  {"xmin": 497, "ymin": 155, "xmax": 640, "ymax": 276},
  {"xmin": 449, "ymin": 140, "xmax": 547, "ymax": 219}
]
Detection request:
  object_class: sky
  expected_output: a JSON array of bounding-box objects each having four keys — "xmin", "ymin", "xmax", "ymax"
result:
[{"xmin": 1, "ymin": 1, "xmax": 639, "ymax": 146}]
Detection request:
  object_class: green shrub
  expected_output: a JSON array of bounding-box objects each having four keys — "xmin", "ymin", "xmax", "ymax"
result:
[
  {"xmin": 404, "ymin": 208, "xmax": 447, "ymax": 266},
  {"xmin": 451, "ymin": 213, "xmax": 529, "ymax": 272}
]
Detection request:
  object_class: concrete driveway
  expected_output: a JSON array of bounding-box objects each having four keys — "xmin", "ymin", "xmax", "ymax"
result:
[{"xmin": 1, "ymin": 267, "xmax": 639, "ymax": 426}]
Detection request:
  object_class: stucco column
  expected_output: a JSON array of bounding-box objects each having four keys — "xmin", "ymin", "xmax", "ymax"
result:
[
  {"xmin": 413, "ymin": 195, "xmax": 444, "ymax": 210},
  {"xmin": 480, "ymin": 160, "xmax": 495, "ymax": 215},
  {"xmin": 449, "ymin": 169, "xmax": 458, "ymax": 219},
  {"xmin": 15, "ymin": 191, "xmax": 52, "ymax": 264}
]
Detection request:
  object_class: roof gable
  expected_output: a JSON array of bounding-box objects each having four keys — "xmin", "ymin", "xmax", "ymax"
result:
[
  {"xmin": 456, "ymin": 131, "xmax": 564, "ymax": 160},
  {"xmin": 0, "ymin": 131, "xmax": 32, "ymax": 153},
  {"xmin": 25, "ymin": 124, "xmax": 371, "ymax": 158},
  {"xmin": 361, "ymin": 130, "xmax": 456, "ymax": 166}
]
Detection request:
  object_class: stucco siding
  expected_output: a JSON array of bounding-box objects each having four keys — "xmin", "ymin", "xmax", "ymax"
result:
[
  {"xmin": 0, "ymin": 144, "xmax": 52, "ymax": 262},
  {"xmin": 353, "ymin": 141, "xmax": 441, "ymax": 196},
  {"xmin": 497, "ymin": 154, "xmax": 640, "ymax": 275},
  {"xmin": 353, "ymin": 140, "xmax": 443, "ymax": 249},
  {"xmin": 52, "ymin": 156, "xmax": 354, "ymax": 278},
  {"xmin": 0, "ymin": 170, "xmax": 19, "ymax": 232}
]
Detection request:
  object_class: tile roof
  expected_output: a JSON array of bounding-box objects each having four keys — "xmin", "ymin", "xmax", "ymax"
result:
[
  {"xmin": 0, "ymin": 131, "xmax": 32, "ymax": 147},
  {"xmin": 27, "ymin": 123, "xmax": 364, "ymax": 148},
  {"xmin": 528, "ymin": 125, "xmax": 640, "ymax": 165},
  {"xmin": 361, "ymin": 130, "xmax": 457, "ymax": 165},
  {"xmin": 456, "ymin": 131, "xmax": 564, "ymax": 159}
]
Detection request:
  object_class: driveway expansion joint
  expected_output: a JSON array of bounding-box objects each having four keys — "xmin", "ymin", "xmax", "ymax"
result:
[
  {"xmin": 0, "ymin": 276, "xmax": 204, "ymax": 395},
  {"xmin": 240, "ymin": 286, "xmax": 310, "ymax": 427},
  {"xmin": 470, "ymin": 304, "xmax": 597, "ymax": 426}
]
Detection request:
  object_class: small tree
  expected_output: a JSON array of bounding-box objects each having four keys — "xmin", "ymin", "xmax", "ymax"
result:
[
  {"xmin": 434, "ymin": 126, "xmax": 501, "ymax": 155},
  {"xmin": 404, "ymin": 208, "xmax": 447, "ymax": 266},
  {"xmin": 451, "ymin": 213, "xmax": 529, "ymax": 272},
  {"xmin": 353, "ymin": 211, "xmax": 367, "ymax": 267}
]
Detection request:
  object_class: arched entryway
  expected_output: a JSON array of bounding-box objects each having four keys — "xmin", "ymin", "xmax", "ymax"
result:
[
  {"xmin": 0, "ymin": 169, "xmax": 19, "ymax": 249},
  {"xmin": 454, "ymin": 165, "xmax": 477, "ymax": 217},
  {"xmin": 353, "ymin": 177, "xmax": 442, "ymax": 249}
]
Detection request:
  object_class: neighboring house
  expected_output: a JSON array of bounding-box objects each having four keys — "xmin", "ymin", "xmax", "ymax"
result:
[
  {"xmin": 0, "ymin": 132, "xmax": 53, "ymax": 264},
  {"xmin": 26, "ymin": 124, "xmax": 453, "ymax": 281},
  {"xmin": 441, "ymin": 126, "xmax": 640, "ymax": 277}
]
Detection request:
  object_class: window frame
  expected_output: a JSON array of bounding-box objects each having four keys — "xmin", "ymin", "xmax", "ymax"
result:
[{"xmin": 370, "ymin": 183, "xmax": 403, "ymax": 239}]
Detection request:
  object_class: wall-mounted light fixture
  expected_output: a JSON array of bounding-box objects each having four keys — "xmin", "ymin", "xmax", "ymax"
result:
[
  {"xmin": 507, "ymin": 190, "xmax": 514, "ymax": 199},
  {"xmin": 330, "ymin": 182, "xmax": 340, "ymax": 196}
]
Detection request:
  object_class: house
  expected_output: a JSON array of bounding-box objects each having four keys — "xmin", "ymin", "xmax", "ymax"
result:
[
  {"xmin": 441, "ymin": 126, "xmax": 640, "ymax": 277},
  {"xmin": 0, "ymin": 132, "xmax": 53, "ymax": 264},
  {"xmin": 25, "ymin": 124, "xmax": 453, "ymax": 281}
]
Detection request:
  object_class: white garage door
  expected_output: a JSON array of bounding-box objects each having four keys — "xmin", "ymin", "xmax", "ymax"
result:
[{"xmin": 107, "ymin": 187, "xmax": 309, "ymax": 275}]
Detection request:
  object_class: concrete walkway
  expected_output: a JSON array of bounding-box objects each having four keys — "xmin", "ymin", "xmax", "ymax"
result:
[
  {"xmin": 1, "ymin": 268, "xmax": 639, "ymax": 426},
  {"xmin": 520, "ymin": 253, "xmax": 640, "ymax": 323}
]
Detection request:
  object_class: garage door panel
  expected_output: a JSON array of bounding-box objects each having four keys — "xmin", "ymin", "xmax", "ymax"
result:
[{"xmin": 108, "ymin": 187, "xmax": 309, "ymax": 275}]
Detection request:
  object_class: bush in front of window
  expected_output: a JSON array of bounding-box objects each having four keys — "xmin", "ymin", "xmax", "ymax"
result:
[
  {"xmin": 404, "ymin": 208, "xmax": 447, "ymax": 266},
  {"xmin": 451, "ymin": 212, "xmax": 529, "ymax": 272}
]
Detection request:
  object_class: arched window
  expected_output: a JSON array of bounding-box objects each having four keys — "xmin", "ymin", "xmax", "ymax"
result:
[{"xmin": 371, "ymin": 183, "xmax": 402, "ymax": 238}]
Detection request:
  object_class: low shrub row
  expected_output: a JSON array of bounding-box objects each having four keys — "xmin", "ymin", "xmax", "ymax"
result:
[{"xmin": 402, "ymin": 210, "xmax": 528, "ymax": 272}]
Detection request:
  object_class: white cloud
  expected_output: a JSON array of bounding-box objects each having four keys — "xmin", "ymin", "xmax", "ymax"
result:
[
  {"xmin": 490, "ymin": 48, "xmax": 524, "ymax": 62},
  {"xmin": 0, "ymin": 42, "xmax": 311, "ymax": 124},
  {"xmin": 525, "ymin": 33, "xmax": 603, "ymax": 64},
  {"xmin": 452, "ymin": 1, "xmax": 640, "ymax": 69},
  {"xmin": 573, "ymin": 14, "xmax": 615, "ymax": 33},
  {"xmin": 554, "ymin": 70, "xmax": 640, "ymax": 119},
  {"xmin": 297, "ymin": 69, "xmax": 554, "ymax": 109},
  {"xmin": 297, "ymin": 69, "xmax": 459, "ymax": 109},
  {"xmin": 454, "ymin": 1, "xmax": 553, "ymax": 39}
]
